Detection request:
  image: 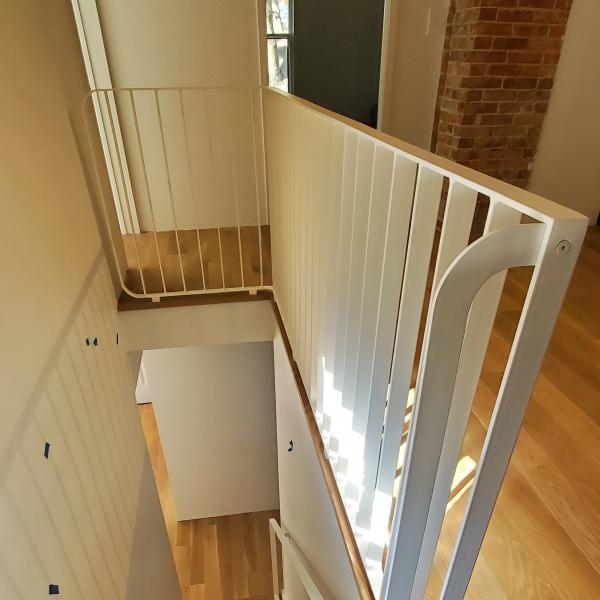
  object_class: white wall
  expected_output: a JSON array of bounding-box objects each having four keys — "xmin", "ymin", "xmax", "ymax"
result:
[
  {"xmin": 273, "ymin": 333, "xmax": 360, "ymax": 600},
  {"xmin": 141, "ymin": 342, "xmax": 279, "ymax": 520},
  {"xmin": 119, "ymin": 300, "xmax": 275, "ymax": 352},
  {"xmin": 378, "ymin": 0, "xmax": 450, "ymax": 148},
  {"xmin": 92, "ymin": 0, "xmax": 268, "ymax": 231},
  {"xmin": 0, "ymin": 2, "xmax": 179, "ymax": 597},
  {"xmin": 529, "ymin": 0, "xmax": 600, "ymax": 224}
]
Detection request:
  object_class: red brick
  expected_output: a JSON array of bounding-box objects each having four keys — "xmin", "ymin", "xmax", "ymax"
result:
[
  {"xmin": 502, "ymin": 77, "xmax": 538, "ymax": 89},
  {"xmin": 450, "ymin": 50, "xmax": 507, "ymax": 63},
  {"xmin": 518, "ymin": 64, "xmax": 556, "ymax": 77},
  {"xmin": 555, "ymin": 0, "xmax": 572, "ymax": 10},
  {"xmin": 497, "ymin": 9, "xmax": 534, "ymax": 22},
  {"xmin": 527, "ymin": 37, "xmax": 563, "ymax": 51},
  {"xmin": 478, "ymin": 7, "xmax": 498, "ymax": 20},
  {"xmin": 469, "ymin": 21, "xmax": 513, "ymax": 36},
  {"xmin": 478, "ymin": 113, "xmax": 515, "ymax": 125},
  {"xmin": 457, "ymin": 137, "xmax": 477, "ymax": 148},
  {"xmin": 432, "ymin": 0, "xmax": 571, "ymax": 192},
  {"xmin": 493, "ymin": 37, "xmax": 529, "ymax": 50},
  {"xmin": 514, "ymin": 113, "xmax": 545, "ymax": 125},
  {"xmin": 474, "ymin": 137, "xmax": 508, "ymax": 149},
  {"xmin": 517, "ymin": 89, "xmax": 551, "ymax": 100},
  {"xmin": 508, "ymin": 51, "xmax": 544, "ymax": 63},
  {"xmin": 483, "ymin": 89, "xmax": 518, "ymax": 101},
  {"xmin": 471, "ymin": 0, "xmax": 518, "ymax": 6},
  {"xmin": 513, "ymin": 24, "xmax": 549, "ymax": 35},
  {"xmin": 454, "ymin": 124, "xmax": 496, "ymax": 137},
  {"xmin": 495, "ymin": 124, "xmax": 529, "ymax": 136},
  {"xmin": 487, "ymin": 63, "xmax": 525, "ymax": 76},
  {"xmin": 473, "ymin": 36, "xmax": 494, "ymax": 49},
  {"xmin": 451, "ymin": 88, "xmax": 484, "ymax": 101},
  {"xmin": 460, "ymin": 101, "xmax": 499, "ymax": 113},
  {"xmin": 461, "ymin": 76, "xmax": 503, "ymax": 88},
  {"xmin": 498, "ymin": 102, "xmax": 520, "ymax": 113},
  {"xmin": 543, "ymin": 51, "xmax": 561, "ymax": 64},
  {"xmin": 537, "ymin": 77, "xmax": 554, "ymax": 89},
  {"xmin": 519, "ymin": 0, "xmax": 555, "ymax": 8},
  {"xmin": 549, "ymin": 24, "xmax": 566, "ymax": 37},
  {"xmin": 531, "ymin": 9, "xmax": 570, "ymax": 23}
]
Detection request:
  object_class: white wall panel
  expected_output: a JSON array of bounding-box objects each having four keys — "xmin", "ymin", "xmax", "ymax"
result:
[
  {"xmin": 141, "ymin": 342, "xmax": 279, "ymax": 520},
  {"xmin": 273, "ymin": 333, "xmax": 361, "ymax": 600},
  {"xmin": 0, "ymin": 258, "xmax": 179, "ymax": 599},
  {"xmin": 118, "ymin": 300, "xmax": 276, "ymax": 352}
]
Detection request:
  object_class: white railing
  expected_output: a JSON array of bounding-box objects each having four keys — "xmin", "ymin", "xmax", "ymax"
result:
[
  {"xmin": 86, "ymin": 82, "xmax": 587, "ymax": 598},
  {"xmin": 84, "ymin": 86, "xmax": 271, "ymax": 299},
  {"xmin": 269, "ymin": 519, "xmax": 331, "ymax": 600},
  {"xmin": 263, "ymin": 88, "xmax": 587, "ymax": 599}
]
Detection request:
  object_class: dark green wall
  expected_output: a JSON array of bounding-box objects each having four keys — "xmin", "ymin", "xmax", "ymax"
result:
[{"xmin": 292, "ymin": 0, "xmax": 385, "ymax": 126}]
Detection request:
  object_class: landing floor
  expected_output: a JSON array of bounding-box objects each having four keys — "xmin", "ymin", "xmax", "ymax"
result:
[
  {"xmin": 124, "ymin": 225, "xmax": 272, "ymax": 294},
  {"xmin": 139, "ymin": 404, "xmax": 278, "ymax": 600}
]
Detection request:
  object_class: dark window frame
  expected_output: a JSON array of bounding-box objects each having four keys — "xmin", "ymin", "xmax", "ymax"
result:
[{"xmin": 266, "ymin": 0, "xmax": 294, "ymax": 92}]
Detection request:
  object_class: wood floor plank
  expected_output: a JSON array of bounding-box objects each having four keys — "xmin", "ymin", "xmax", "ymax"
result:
[{"xmin": 124, "ymin": 225, "xmax": 272, "ymax": 295}]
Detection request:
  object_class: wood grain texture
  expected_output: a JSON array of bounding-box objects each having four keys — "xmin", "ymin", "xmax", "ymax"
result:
[
  {"xmin": 118, "ymin": 289, "xmax": 273, "ymax": 312},
  {"xmin": 123, "ymin": 225, "xmax": 272, "ymax": 295},
  {"xmin": 139, "ymin": 404, "xmax": 279, "ymax": 600}
]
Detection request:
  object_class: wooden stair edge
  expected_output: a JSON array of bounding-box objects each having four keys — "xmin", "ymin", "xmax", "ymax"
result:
[
  {"xmin": 270, "ymin": 298, "xmax": 376, "ymax": 600},
  {"xmin": 117, "ymin": 289, "xmax": 274, "ymax": 311}
]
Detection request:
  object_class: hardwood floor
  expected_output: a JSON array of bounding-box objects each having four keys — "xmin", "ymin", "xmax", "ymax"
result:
[
  {"xmin": 124, "ymin": 225, "xmax": 272, "ymax": 295},
  {"xmin": 424, "ymin": 226, "xmax": 600, "ymax": 598},
  {"xmin": 138, "ymin": 404, "xmax": 279, "ymax": 600}
]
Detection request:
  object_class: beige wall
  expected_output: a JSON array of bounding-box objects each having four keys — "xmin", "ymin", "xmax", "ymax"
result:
[
  {"xmin": 94, "ymin": 0, "xmax": 267, "ymax": 231},
  {"xmin": 529, "ymin": 0, "xmax": 600, "ymax": 224},
  {"xmin": 96, "ymin": 0, "xmax": 261, "ymax": 88},
  {"xmin": 0, "ymin": 1, "xmax": 178, "ymax": 597},
  {"xmin": 379, "ymin": 0, "xmax": 450, "ymax": 148}
]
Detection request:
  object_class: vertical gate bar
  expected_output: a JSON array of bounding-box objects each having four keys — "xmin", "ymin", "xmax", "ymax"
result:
[
  {"xmin": 104, "ymin": 90, "xmax": 147, "ymax": 295},
  {"xmin": 154, "ymin": 89, "xmax": 187, "ymax": 291},
  {"xmin": 355, "ymin": 154, "xmax": 417, "ymax": 535},
  {"xmin": 226, "ymin": 89, "xmax": 246, "ymax": 288},
  {"xmin": 178, "ymin": 88, "xmax": 206, "ymax": 291},
  {"xmin": 129, "ymin": 89, "xmax": 167, "ymax": 294},
  {"xmin": 375, "ymin": 166, "xmax": 444, "ymax": 502},
  {"xmin": 410, "ymin": 199, "xmax": 520, "ymax": 599},
  {"xmin": 217, "ymin": 227, "xmax": 226, "ymax": 289},
  {"xmin": 250, "ymin": 89, "xmax": 265, "ymax": 287},
  {"xmin": 382, "ymin": 223, "xmax": 546, "ymax": 600},
  {"xmin": 430, "ymin": 181, "xmax": 478, "ymax": 292},
  {"xmin": 441, "ymin": 217, "xmax": 586, "ymax": 600},
  {"xmin": 269, "ymin": 520, "xmax": 281, "ymax": 600}
]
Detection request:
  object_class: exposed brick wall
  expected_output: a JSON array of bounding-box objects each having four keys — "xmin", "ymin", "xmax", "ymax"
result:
[{"xmin": 433, "ymin": 0, "xmax": 572, "ymax": 191}]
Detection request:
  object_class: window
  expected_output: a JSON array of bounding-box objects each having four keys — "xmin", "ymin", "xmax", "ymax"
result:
[{"xmin": 266, "ymin": 0, "xmax": 292, "ymax": 92}]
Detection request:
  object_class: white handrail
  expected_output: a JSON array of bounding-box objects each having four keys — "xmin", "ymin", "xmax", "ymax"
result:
[
  {"xmin": 269, "ymin": 519, "xmax": 330, "ymax": 600},
  {"xmin": 263, "ymin": 87, "xmax": 587, "ymax": 599}
]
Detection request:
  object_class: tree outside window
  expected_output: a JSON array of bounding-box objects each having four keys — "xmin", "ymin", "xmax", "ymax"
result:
[{"xmin": 266, "ymin": 0, "xmax": 292, "ymax": 92}]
